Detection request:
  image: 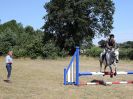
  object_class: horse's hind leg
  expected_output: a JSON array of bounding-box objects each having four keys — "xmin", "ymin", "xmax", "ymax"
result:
[{"xmin": 104, "ymin": 65, "xmax": 107, "ymax": 72}]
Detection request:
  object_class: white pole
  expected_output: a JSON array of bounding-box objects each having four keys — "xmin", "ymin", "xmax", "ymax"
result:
[
  {"xmin": 71, "ymin": 62, "xmax": 74, "ymax": 82},
  {"xmin": 68, "ymin": 66, "xmax": 71, "ymax": 82}
]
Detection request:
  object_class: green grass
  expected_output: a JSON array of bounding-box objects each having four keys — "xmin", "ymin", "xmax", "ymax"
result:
[{"xmin": 0, "ymin": 57, "xmax": 133, "ymax": 99}]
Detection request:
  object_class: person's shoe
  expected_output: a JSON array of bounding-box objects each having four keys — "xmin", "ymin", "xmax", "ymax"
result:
[{"xmin": 4, "ymin": 80, "xmax": 11, "ymax": 83}]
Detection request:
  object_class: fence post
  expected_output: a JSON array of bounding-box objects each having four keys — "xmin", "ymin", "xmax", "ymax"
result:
[
  {"xmin": 76, "ymin": 47, "xmax": 79, "ymax": 85},
  {"xmin": 64, "ymin": 68, "xmax": 67, "ymax": 85}
]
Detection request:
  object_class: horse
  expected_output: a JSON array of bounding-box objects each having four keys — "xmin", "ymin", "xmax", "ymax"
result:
[{"xmin": 99, "ymin": 48, "xmax": 119, "ymax": 77}]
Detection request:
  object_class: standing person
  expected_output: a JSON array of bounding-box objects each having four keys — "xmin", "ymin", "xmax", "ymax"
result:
[{"xmin": 5, "ymin": 50, "xmax": 13, "ymax": 82}]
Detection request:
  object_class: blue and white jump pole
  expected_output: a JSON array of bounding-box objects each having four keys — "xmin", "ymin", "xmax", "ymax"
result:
[
  {"xmin": 64, "ymin": 47, "xmax": 133, "ymax": 86},
  {"xmin": 64, "ymin": 47, "xmax": 79, "ymax": 85}
]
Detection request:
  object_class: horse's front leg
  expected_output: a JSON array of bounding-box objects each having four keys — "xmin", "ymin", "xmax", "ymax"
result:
[
  {"xmin": 103, "ymin": 65, "xmax": 108, "ymax": 76},
  {"xmin": 114, "ymin": 63, "xmax": 117, "ymax": 76},
  {"xmin": 99, "ymin": 53, "xmax": 103, "ymax": 72},
  {"xmin": 104, "ymin": 65, "xmax": 107, "ymax": 72},
  {"xmin": 109, "ymin": 65, "xmax": 113, "ymax": 78},
  {"xmin": 100, "ymin": 61, "xmax": 102, "ymax": 72}
]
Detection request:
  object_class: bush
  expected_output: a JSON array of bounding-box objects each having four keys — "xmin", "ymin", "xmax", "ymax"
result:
[
  {"xmin": 58, "ymin": 49, "xmax": 68, "ymax": 58},
  {"xmin": 85, "ymin": 46, "xmax": 102, "ymax": 57},
  {"xmin": 27, "ymin": 40, "xmax": 43, "ymax": 59},
  {"xmin": 42, "ymin": 41, "xmax": 59, "ymax": 59},
  {"xmin": 128, "ymin": 49, "xmax": 133, "ymax": 60},
  {"xmin": 13, "ymin": 47, "xmax": 27, "ymax": 58},
  {"xmin": 119, "ymin": 49, "xmax": 128, "ymax": 59},
  {"xmin": 85, "ymin": 46, "xmax": 133, "ymax": 60},
  {"xmin": 0, "ymin": 29, "xmax": 17, "ymax": 54},
  {"xmin": 119, "ymin": 48, "xmax": 133, "ymax": 60}
]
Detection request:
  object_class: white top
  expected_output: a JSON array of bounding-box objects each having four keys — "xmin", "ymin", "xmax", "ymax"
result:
[{"xmin": 6, "ymin": 55, "xmax": 13, "ymax": 64}]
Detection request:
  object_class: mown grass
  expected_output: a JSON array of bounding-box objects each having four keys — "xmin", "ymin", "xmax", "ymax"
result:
[{"xmin": 0, "ymin": 56, "xmax": 133, "ymax": 99}]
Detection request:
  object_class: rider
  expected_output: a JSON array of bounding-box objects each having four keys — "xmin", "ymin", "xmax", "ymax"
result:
[
  {"xmin": 106, "ymin": 34, "xmax": 116, "ymax": 50},
  {"xmin": 101, "ymin": 34, "xmax": 116, "ymax": 60}
]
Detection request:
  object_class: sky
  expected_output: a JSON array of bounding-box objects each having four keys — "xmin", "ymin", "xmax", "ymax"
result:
[
  {"xmin": 0, "ymin": 0, "xmax": 133, "ymax": 44},
  {"xmin": 94, "ymin": 0, "xmax": 133, "ymax": 44}
]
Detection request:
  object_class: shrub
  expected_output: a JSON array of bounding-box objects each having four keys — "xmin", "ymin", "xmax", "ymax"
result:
[
  {"xmin": 13, "ymin": 47, "xmax": 27, "ymax": 58},
  {"xmin": 85, "ymin": 46, "xmax": 102, "ymax": 57},
  {"xmin": 42, "ymin": 41, "xmax": 59, "ymax": 59},
  {"xmin": 119, "ymin": 49, "xmax": 128, "ymax": 59},
  {"xmin": 128, "ymin": 49, "xmax": 133, "ymax": 60},
  {"xmin": 119, "ymin": 48, "xmax": 133, "ymax": 60}
]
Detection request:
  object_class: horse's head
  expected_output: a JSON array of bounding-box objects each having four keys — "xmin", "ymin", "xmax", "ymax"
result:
[{"xmin": 113, "ymin": 48, "xmax": 119, "ymax": 63}]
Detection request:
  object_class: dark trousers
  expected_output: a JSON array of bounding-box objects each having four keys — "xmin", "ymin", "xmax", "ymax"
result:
[{"xmin": 6, "ymin": 63, "xmax": 12, "ymax": 79}]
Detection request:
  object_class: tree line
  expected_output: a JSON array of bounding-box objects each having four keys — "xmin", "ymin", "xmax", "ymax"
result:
[
  {"xmin": 0, "ymin": 20, "xmax": 66, "ymax": 59},
  {"xmin": 0, "ymin": 20, "xmax": 132, "ymax": 60}
]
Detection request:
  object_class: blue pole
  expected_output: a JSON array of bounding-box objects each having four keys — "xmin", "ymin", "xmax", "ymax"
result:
[
  {"xmin": 76, "ymin": 47, "xmax": 79, "ymax": 85},
  {"xmin": 127, "ymin": 71, "xmax": 133, "ymax": 74},
  {"xmin": 64, "ymin": 68, "xmax": 67, "ymax": 85}
]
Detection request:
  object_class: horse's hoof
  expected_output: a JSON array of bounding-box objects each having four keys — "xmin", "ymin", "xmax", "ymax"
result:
[
  {"xmin": 110, "ymin": 75, "xmax": 113, "ymax": 78},
  {"xmin": 110, "ymin": 72, "xmax": 113, "ymax": 78},
  {"xmin": 114, "ymin": 72, "xmax": 117, "ymax": 76},
  {"xmin": 116, "ymin": 60, "xmax": 119, "ymax": 63}
]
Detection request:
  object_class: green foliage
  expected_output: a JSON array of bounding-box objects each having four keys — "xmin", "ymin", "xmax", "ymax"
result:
[
  {"xmin": 85, "ymin": 46, "xmax": 102, "ymax": 57},
  {"xmin": 41, "ymin": 41, "xmax": 59, "ymax": 59},
  {"xmin": 85, "ymin": 47, "xmax": 133, "ymax": 60},
  {"xmin": 119, "ymin": 48, "xmax": 133, "ymax": 60},
  {"xmin": 13, "ymin": 47, "xmax": 27, "ymax": 58},
  {"xmin": 118, "ymin": 41, "xmax": 133, "ymax": 60},
  {"xmin": 27, "ymin": 40, "xmax": 43, "ymax": 59},
  {"xmin": 0, "ymin": 20, "xmax": 44, "ymax": 58},
  {"xmin": 128, "ymin": 49, "xmax": 133, "ymax": 60},
  {"xmin": 119, "ymin": 49, "xmax": 129, "ymax": 59},
  {"xmin": 43, "ymin": 0, "xmax": 115, "ymax": 54},
  {"xmin": 0, "ymin": 28, "xmax": 17, "ymax": 54},
  {"xmin": 98, "ymin": 39, "xmax": 106, "ymax": 48},
  {"xmin": 1, "ymin": 19, "xmax": 132, "ymax": 60},
  {"xmin": 0, "ymin": 20, "xmax": 24, "ymax": 33},
  {"xmin": 119, "ymin": 41, "xmax": 133, "ymax": 48},
  {"xmin": 25, "ymin": 26, "xmax": 34, "ymax": 34},
  {"xmin": 41, "ymin": 41, "xmax": 68, "ymax": 59},
  {"xmin": 0, "ymin": 20, "xmax": 69, "ymax": 59}
]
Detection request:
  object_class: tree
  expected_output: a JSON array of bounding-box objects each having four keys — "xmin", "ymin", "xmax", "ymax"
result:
[
  {"xmin": 98, "ymin": 39, "xmax": 106, "ymax": 48},
  {"xmin": 0, "ymin": 20, "xmax": 24, "ymax": 33},
  {"xmin": 43, "ymin": 0, "xmax": 115, "ymax": 54},
  {"xmin": 0, "ymin": 20, "xmax": 45, "ymax": 58},
  {"xmin": 25, "ymin": 26, "xmax": 34, "ymax": 34},
  {"xmin": 119, "ymin": 41, "xmax": 133, "ymax": 48},
  {"xmin": 0, "ymin": 28, "xmax": 17, "ymax": 53}
]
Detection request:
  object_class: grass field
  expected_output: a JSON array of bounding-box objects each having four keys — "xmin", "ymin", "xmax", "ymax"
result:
[{"xmin": 0, "ymin": 56, "xmax": 133, "ymax": 99}]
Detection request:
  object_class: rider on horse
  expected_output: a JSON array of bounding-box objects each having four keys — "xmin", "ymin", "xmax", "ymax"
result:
[
  {"xmin": 100, "ymin": 34, "xmax": 119, "ymax": 77},
  {"xmin": 101, "ymin": 34, "xmax": 116, "ymax": 60}
]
